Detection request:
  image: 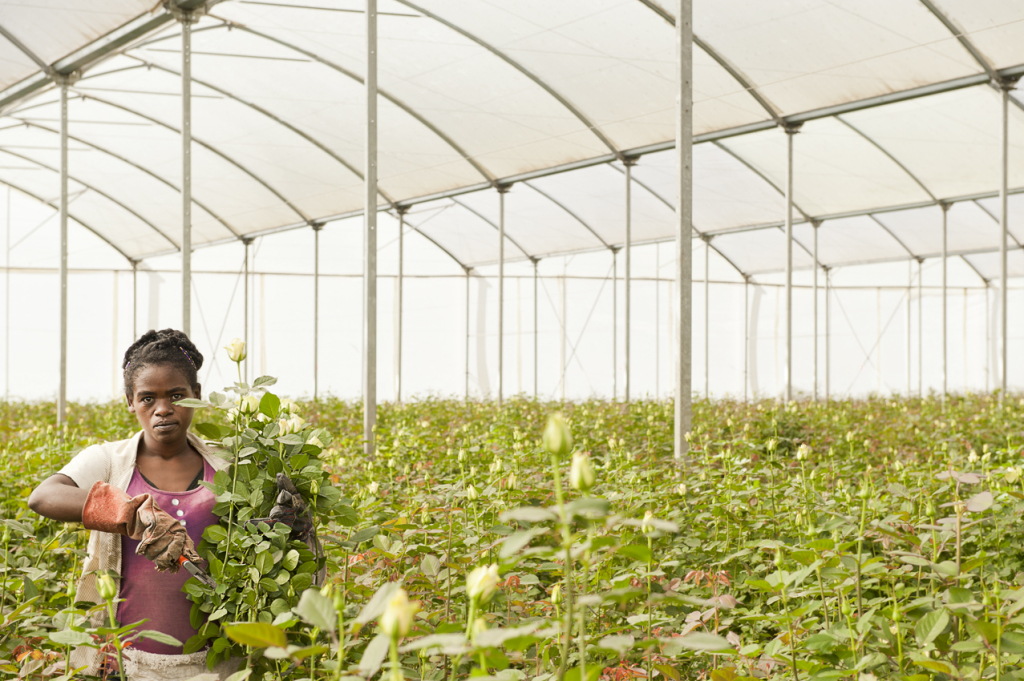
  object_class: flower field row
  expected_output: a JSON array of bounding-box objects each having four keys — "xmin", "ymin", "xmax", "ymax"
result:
[{"xmin": 2, "ymin": 393, "xmax": 1024, "ymax": 681}]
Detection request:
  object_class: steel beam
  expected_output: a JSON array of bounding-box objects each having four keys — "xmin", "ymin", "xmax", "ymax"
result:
[
  {"xmin": 624, "ymin": 157, "xmax": 636, "ymax": 402},
  {"xmin": 1000, "ymin": 81, "xmax": 1015, "ymax": 396},
  {"xmin": 497, "ymin": 185, "xmax": 509, "ymax": 406},
  {"xmin": 784, "ymin": 124, "xmax": 800, "ymax": 401},
  {"xmin": 58, "ymin": 78, "xmax": 68, "ymax": 428},
  {"xmin": 363, "ymin": 0, "xmax": 377, "ymax": 454},
  {"xmin": 396, "ymin": 208, "xmax": 405, "ymax": 404},
  {"xmin": 674, "ymin": 0, "xmax": 692, "ymax": 458},
  {"xmin": 243, "ymin": 238, "xmax": 250, "ymax": 383},
  {"xmin": 704, "ymin": 236, "xmax": 709, "ymax": 398},
  {"xmin": 180, "ymin": 10, "xmax": 196, "ymax": 337},
  {"xmin": 942, "ymin": 202, "xmax": 949, "ymax": 401},
  {"xmin": 813, "ymin": 221, "xmax": 819, "ymax": 401},
  {"xmin": 313, "ymin": 224, "xmax": 322, "ymax": 399}
]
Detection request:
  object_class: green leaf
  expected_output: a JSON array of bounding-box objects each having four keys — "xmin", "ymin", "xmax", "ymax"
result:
[
  {"xmin": 596, "ymin": 634, "xmax": 634, "ymax": 656},
  {"xmin": 48, "ymin": 629, "xmax": 94, "ymax": 646},
  {"xmin": 278, "ymin": 434, "xmax": 305, "ymax": 446},
  {"xmin": 256, "ymin": 551, "xmax": 274, "ymax": 575},
  {"xmin": 677, "ymin": 632, "xmax": 733, "ymax": 651},
  {"xmin": 259, "ymin": 392, "xmax": 281, "ymax": 418},
  {"xmin": 500, "ymin": 506, "xmax": 557, "ymax": 523},
  {"xmin": 358, "ymin": 632, "xmax": 390, "ymax": 677},
  {"xmin": 224, "ymin": 670, "xmax": 253, "ymax": 681},
  {"xmin": 282, "ymin": 549, "xmax": 300, "ymax": 571},
  {"xmin": 175, "ymin": 398, "xmax": 211, "ymax": 408},
  {"xmin": 564, "ymin": 498, "xmax": 610, "ymax": 519},
  {"xmin": 203, "ymin": 525, "xmax": 228, "ymax": 544},
  {"xmin": 966, "ymin": 491, "xmax": 994, "ymax": 513},
  {"xmin": 618, "ymin": 544, "xmax": 653, "ymax": 563},
  {"xmin": 294, "ymin": 589, "xmax": 337, "ymax": 633},
  {"xmin": 499, "ymin": 528, "xmax": 547, "ymax": 558},
  {"xmin": 253, "ymin": 376, "xmax": 277, "ymax": 388},
  {"xmin": 288, "ymin": 644, "xmax": 329, "ymax": 660},
  {"xmin": 356, "ymin": 581, "xmax": 402, "ymax": 625},
  {"xmin": 134, "ymin": 630, "xmax": 183, "ymax": 646},
  {"xmin": 914, "ymin": 609, "xmax": 949, "ymax": 645},
  {"xmin": 564, "ymin": 666, "xmax": 603, "ymax": 681},
  {"xmin": 195, "ymin": 423, "xmax": 230, "ymax": 441},
  {"xmin": 350, "ymin": 526, "xmax": 379, "ymax": 544},
  {"xmin": 420, "ymin": 554, "xmax": 441, "ymax": 578},
  {"xmin": 224, "ymin": 622, "xmax": 287, "ymax": 649}
]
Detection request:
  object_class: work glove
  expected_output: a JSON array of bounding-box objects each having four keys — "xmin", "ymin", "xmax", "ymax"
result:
[
  {"xmin": 246, "ymin": 473, "xmax": 325, "ymax": 585},
  {"xmin": 82, "ymin": 481, "xmax": 197, "ymax": 572},
  {"xmin": 248, "ymin": 473, "xmax": 314, "ymax": 542}
]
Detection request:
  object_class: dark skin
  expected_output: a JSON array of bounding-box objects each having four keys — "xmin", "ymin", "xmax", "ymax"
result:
[{"xmin": 27, "ymin": 364, "xmax": 203, "ymax": 522}]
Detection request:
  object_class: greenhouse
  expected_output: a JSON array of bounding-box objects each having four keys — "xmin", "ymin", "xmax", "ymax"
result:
[
  {"xmin": 4, "ymin": 2, "xmax": 1024, "ymax": 680},
  {"xmin": 1, "ymin": 1, "xmax": 1023, "ymax": 421}
]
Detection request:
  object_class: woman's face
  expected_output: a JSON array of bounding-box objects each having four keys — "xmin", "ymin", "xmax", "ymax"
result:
[{"xmin": 127, "ymin": 364, "xmax": 201, "ymax": 447}]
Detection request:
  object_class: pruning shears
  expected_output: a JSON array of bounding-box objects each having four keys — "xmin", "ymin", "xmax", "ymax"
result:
[{"xmin": 179, "ymin": 554, "xmax": 217, "ymax": 588}]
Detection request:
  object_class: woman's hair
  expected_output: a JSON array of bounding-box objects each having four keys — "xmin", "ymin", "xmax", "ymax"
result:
[{"xmin": 122, "ymin": 329, "xmax": 204, "ymax": 398}]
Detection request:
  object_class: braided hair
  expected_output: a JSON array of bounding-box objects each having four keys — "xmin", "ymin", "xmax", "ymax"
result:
[{"xmin": 122, "ymin": 329, "xmax": 204, "ymax": 398}]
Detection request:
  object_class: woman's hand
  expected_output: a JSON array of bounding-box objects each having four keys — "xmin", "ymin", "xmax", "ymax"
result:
[{"xmin": 27, "ymin": 474, "xmax": 89, "ymax": 522}]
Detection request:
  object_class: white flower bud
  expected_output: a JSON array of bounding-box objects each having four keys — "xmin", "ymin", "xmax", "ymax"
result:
[
  {"xmin": 542, "ymin": 413, "xmax": 573, "ymax": 459},
  {"xmin": 570, "ymin": 452, "xmax": 596, "ymax": 493},
  {"xmin": 466, "ymin": 564, "xmax": 500, "ymax": 603},
  {"xmin": 379, "ymin": 588, "xmax": 418, "ymax": 638},
  {"xmin": 224, "ymin": 338, "xmax": 246, "ymax": 363}
]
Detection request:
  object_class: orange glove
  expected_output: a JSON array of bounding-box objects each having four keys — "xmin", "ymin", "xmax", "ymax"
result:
[{"xmin": 82, "ymin": 481, "xmax": 196, "ymax": 572}]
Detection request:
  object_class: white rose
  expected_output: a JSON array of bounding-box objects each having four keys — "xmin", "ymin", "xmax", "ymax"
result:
[
  {"xmin": 466, "ymin": 564, "xmax": 500, "ymax": 603},
  {"xmin": 379, "ymin": 588, "xmax": 418, "ymax": 638},
  {"xmin": 224, "ymin": 338, "xmax": 246, "ymax": 363}
]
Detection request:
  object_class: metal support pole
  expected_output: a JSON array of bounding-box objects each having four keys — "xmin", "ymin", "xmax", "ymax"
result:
[
  {"xmin": 624, "ymin": 156, "xmax": 636, "ymax": 402},
  {"xmin": 131, "ymin": 260, "xmax": 137, "ymax": 341},
  {"xmin": 465, "ymin": 268, "xmax": 471, "ymax": 401},
  {"xmin": 824, "ymin": 267, "xmax": 830, "ymax": 400},
  {"xmin": 313, "ymin": 224, "xmax": 322, "ymax": 400},
  {"xmin": 907, "ymin": 260, "xmax": 912, "ymax": 395},
  {"xmin": 180, "ymin": 10, "xmax": 195, "ymax": 337},
  {"xmin": 942, "ymin": 202, "xmax": 949, "ymax": 402},
  {"xmin": 783, "ymin": 124, "xmax": 800, "ymax": 402},
  {"xmin": 363, "ymin": 0, "xmax": 377, "ymax": 454},
  {"xmin": 497, "ymin": 185, "xmax": 509, "ymax": 406},
  {"xmin": 396, "ymin": 208, "xmax": 406, "ymax": 404},
  {"xmin": 918, "ymin": 259, "xmax": 923, "ymax": 397},
  {"xmin": 1000, "ymin": 79, "xmax": 1016, "ymax": 396},
  {"xmin": 812, "ymin": 221, "xmax": 819, "ymax": 401},
  {"xmin": 533, "ymin": 260, "xmax": 539, "ymax": 399},
  {"xmin": 674, "ymin": 0, "xmax": 692, "ymax": 458},
  {"xmin": 704, "ymin": 237, "xmax": 709, "ymax": 398},
  {"xmin": 743, "ymin": 278, "xmax": 749, "ymax": 402},
  {"xmin": 58, "ymin": 78, "xmax": 68, "ymax": 427},
  {"xmin": 612, "ymin": 248, "xmax": 617, "ymax": 399},
  {"xmin": 560, "ymin": 267, "xmax": 567, "ymax": 401},
  {"xmin": 5, "ymin": 185, "xmax": 9, "ymax": 401},
  {"xmin": 243, "ymin": 238, "xmax": 251, "ymax": 382},
  {"xmin": 656, "ymin": 244, "xmax": 660, "ymax": 397}
]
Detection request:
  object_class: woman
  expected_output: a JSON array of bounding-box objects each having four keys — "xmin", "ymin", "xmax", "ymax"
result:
[{"xmin": 28, "ymin": 329, "xmax": 236, "ymax": 680}]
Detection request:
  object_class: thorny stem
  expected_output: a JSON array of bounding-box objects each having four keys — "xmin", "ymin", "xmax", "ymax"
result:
[
  {"xmin": 550, "ymin": 452, "xmax": 574, "ymax": 681},
  {"xmin": 104, "ymin": 597, "xmax": 125, "ymax": 677},
  {"xmin": 221, "ymin": 363, "xmax": 245, "ymax": 580}
]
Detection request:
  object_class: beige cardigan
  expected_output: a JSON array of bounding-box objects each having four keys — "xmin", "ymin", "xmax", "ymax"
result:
[{"xmin": 58, "ymin": 431, "xmax": 232, "ymax": 677}]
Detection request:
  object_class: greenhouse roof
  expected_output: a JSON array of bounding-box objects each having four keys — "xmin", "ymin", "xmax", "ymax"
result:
[{"xmin": 1, "ymin": 0, "xmax": 1023, "ymax": 278}]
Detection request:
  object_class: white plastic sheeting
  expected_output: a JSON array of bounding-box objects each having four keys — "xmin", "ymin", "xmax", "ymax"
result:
[{"xmin": 1, "ymin": 0, "xmax": 1024, "ymax": 401}]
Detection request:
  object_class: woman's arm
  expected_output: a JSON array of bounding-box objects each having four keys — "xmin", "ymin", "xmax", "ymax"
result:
[{"xmin": 28, "ymin": 474, "xmax": 89, "ymax": 522}]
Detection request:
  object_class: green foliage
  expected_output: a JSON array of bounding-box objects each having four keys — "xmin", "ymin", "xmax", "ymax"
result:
[{"xmin": 4, "ymin": 394, "xmax": 1024, "ymax": 680}]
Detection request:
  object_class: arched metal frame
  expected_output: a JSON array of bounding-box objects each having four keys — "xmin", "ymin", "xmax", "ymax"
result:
[{"xmin": 0, "ymin": 0, "xmax": 1023, "ymax": 426}]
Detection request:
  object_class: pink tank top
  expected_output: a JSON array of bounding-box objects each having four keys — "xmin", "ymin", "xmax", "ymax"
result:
[{"xmin": 118, "ymin": 459, "xmax": 217, "ymax": 655}]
